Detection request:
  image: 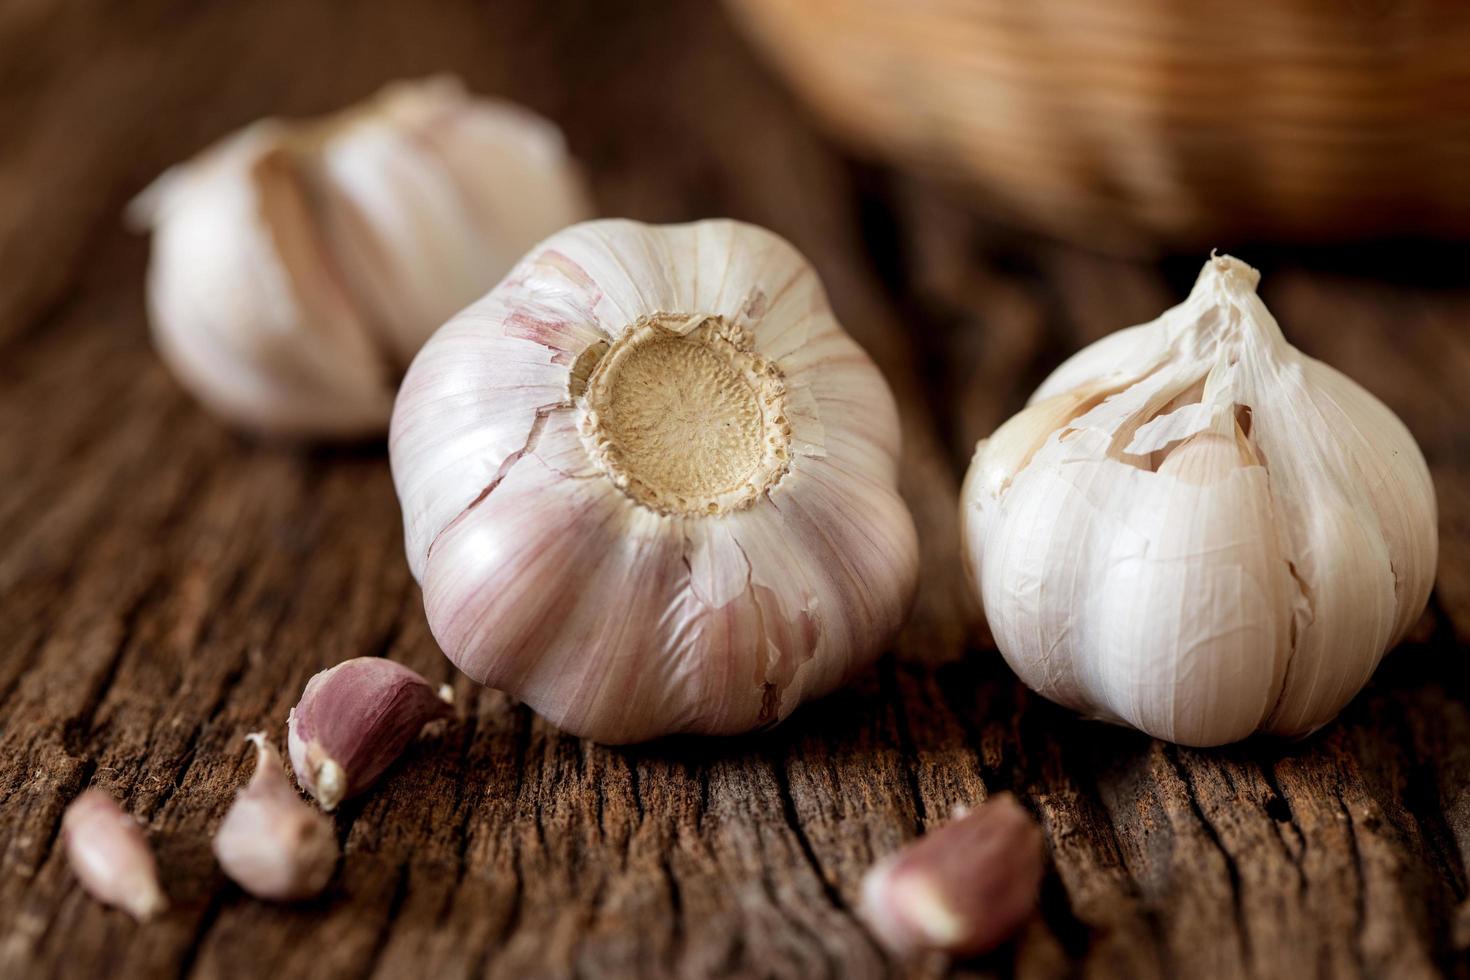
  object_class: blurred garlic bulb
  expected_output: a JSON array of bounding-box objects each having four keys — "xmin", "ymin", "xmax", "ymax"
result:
[
  {"xmin": 390, "ymin": 218, "xmax": 918, "ymax": 743},
  {"xmin": 961, "ymin": 255, "xmax": 1437, "ymax": 746},
  {"xmin": 129, "ymin": 76, "xmax": 591, "ymax": 438}
]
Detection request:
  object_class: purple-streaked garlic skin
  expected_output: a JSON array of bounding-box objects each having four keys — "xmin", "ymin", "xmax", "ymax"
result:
[
  {"xmin": 287, "ymin": 657, "xmax": 453, "ymax": 811},
  {"xmin": 390, "ymin": 218, "xmax": 919, "ymax": 744},
  {"xmin": 860, "ymin": 793, "xmax": 1043, "ymax": 957},
  {"xmin": 214, "ymin": 734, "xmax": 338, "ymax": 901},
  {"xmin": 61, "ymin": 789, "xmax": 167, "ymax": 922}
]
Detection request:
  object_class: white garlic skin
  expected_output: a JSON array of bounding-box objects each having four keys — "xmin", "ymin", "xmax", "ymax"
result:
[
  {"xmin": 214, "ymin": 734, "xmax": 338, "ymax": 900},
  {"xmin": 962, "ymin": 255, "xmax": 1437, "ymax": 746},
  {"xmin": 130, "ymin": 76, "xmax": 591, "ymax": 439},
  {"xmin": 390, "ymin": 218, "xmax": 919, "ymax": 744}
]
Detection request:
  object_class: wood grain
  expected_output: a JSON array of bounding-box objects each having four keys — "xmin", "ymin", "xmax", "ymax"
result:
[{"xmin": 0, "ymin": 2, "xmax": 1466, "ymax": 978}]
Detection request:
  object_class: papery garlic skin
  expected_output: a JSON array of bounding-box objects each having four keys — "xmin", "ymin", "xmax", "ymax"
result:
[
  {"xmin": 390, "ymin": 218, "xmax": 919, "ymax": 744},
  {"xmin": 287, "ymin": 657, "xmax": 453, "ymax": 811},
  {"xmin": 130, "ymin": 76, "xmax": 590, "ymax": 438},
  {"xmin": 860, "ymin": 794, "xmax": 1043, "ymax": 956},
  {"xmin": 962, "ymin": 255, "xmax": 1437, "ymax": 746},
  {"xmin": 61, "ymin": 790, "xmax": 168, "ymax": 921},
  {"xmin": 214, "ymin": 734, "xmax": 338, "ymax": 900}
]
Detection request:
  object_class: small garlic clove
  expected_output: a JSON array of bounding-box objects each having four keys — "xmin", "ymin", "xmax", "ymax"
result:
[
  {"xmin": 860, "ymin": 793, "xmax": 1044, "ymax": 957},
  {"xmin": 1153, "ymin": 420, "xmax": 1257, "ymax": 485},
  {"xmin": 287, "ymin": 658, "xmax": 453, "ymax": 811},
  {"xmin": 61, "ymin": 789, "xmax": 168, "ymax": 922},
  {"xmin": 969, "ymin": 383, "xmax": 1118, "ymax": 500},
  {"xmin": 213, "ymin": 733, "xmax": 338, "ymax": 901}
]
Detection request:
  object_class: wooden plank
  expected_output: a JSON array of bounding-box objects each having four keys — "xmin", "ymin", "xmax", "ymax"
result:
[{"xmin": 0, "ymin": 1, "xmax": 1466, "ymax": 978}]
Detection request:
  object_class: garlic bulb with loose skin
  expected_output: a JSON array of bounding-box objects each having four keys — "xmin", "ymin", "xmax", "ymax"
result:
[
  {"xmin": 390, "ymin": 218, "xmax": 919, "ymax": 744},
  {"xmin": 129, "ymin": 76, "xmax": 590, "ymax": 438},
  {"xmin": 961, "ymin": 255, "xmax": 1437, "ymax": 747}
]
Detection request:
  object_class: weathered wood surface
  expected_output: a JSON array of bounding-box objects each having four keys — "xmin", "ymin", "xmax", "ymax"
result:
[{"xmin": 1, "ymin": 2, "xmax": 1468, "ymax": 977}]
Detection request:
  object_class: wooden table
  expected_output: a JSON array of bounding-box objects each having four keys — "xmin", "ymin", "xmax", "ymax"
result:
[{"xmin": 2, "ymin": 2, "xmax": 1467, "ymax": 977}]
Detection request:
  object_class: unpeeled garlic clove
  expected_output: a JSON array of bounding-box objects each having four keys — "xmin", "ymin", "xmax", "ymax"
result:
[
  {"xmin": 860, "ymin": 793, "xmax": 1044, "ymax": 956},
  {"xmin": 287, "ymin": 658, "xmax": 453, "ymax": 811},
  {"xmin": 389, "ymin": 218, "xmax": 919, "ymax": 743},
  {"xmin": 61, "ymin": 789, "xmax": 168, "ymax": 921},
  {"xmin": 213, "ymin": 733, "xmax": 338, "ymax": 900},
  {"xmin": 962, "ymin": 255, "xmax": 1438, "ymax": 746},
  {"xmin": 129, "ymin": 75, "xmax": 591, "ymax": 439},
  {"xmin": 964, "ymin": 383, "xmax": 1116, "ymax": 502}
]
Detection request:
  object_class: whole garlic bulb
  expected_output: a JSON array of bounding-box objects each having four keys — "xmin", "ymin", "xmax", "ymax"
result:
[
  {"xmin": 130, "ymin": 76, "xmax": 591, "ymax": 438},
  {"xmin": 961, "ymin": 255, "xmax": 1437, "ymax": 746},
  {"xmin": 390, "ymin": 218, "xmax": 919, "ymax": 743}
]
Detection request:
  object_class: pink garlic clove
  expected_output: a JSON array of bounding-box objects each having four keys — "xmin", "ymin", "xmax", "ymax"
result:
[
  {"xmin": 860, "ymin": 792, "xmax": 1044, "ymax": 957},
  {"xmin": 214, "ymin": 733, "xmax": 338, "ymax": 900},
  {"xmin": 61, "ymin": 789, "xmax": 168, "ymax": 921},
  {"xmin": 286, "ymin": 657, "xmax": 453, "ymax": 811}
]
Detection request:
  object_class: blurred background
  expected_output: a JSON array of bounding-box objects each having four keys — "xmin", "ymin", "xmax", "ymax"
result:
[
  {"xmin": 6, "ymin": 0, "xmax": 1470, "ymax": 448},
  {"xmin": 738, "ymin": 0, "xmax": 1470, "ymax": 252},
  {"xmin": 8, "ymin": 0, "xmax": 1470, "ymax": 337}
]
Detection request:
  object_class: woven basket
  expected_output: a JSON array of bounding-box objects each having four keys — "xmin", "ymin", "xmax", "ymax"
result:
[{"xmin": 730, "ymin": 0, "xmax": 1470, "ymax": 250}]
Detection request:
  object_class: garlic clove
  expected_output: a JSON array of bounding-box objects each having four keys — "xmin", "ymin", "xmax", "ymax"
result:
[
  {"xmin": 61, "ymin": 789, "xmax": 168, "ymax": 921},
  {"xmin": 1153, "ymin": 415, "xmax": 1258, "ymax": 485},
  {"xmin": 309, "ymin": 76, "xmax": 591, "ymax": 372},
  {"xmin": 314, "ymin": 76, "xmax": 591, "ymax": 365},
  {"xmin": 312, "ymin": 110, "xmax": 493, "ymax": 364},
  {"xmin": 392, "ymin": 218, "xmax": 918, "ymax": 742},
  {"xmin": 1249, "ymin": 363, "xmax": 1427, "ymax": 735},
  {"xmin": 287, "ymin": 658, "xmax": 453, "ymax": 811},
  {"xmin": 213, "ymin": 733, "xmax": 338, "ymax": 900},
  {"xmin": 967, "ymin": 382, "xmax": 1121, "ymax": 502},
  {"xmin": 1099, "ymin": 417, "xmax": 1293, "ymax": 743},
  {"xmin": 962, "ymin": 254, "xmax": 1438, "ymax": 745},
  {"xmin": 860, "ymin": 793, "xmax": 1044, "ymax": 956}
]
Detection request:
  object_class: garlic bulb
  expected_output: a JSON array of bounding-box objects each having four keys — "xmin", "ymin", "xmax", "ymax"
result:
[
  {"xmin": 961, "ymin": 255, "xmax": 1437, "ymax": 746},
  {"xmin": 390, "ymin": 218, "xmax": 919, "ymax": 743},
  {"xmin": 129, "ymin": 76, "xmax": 591, "ymax": 438}
]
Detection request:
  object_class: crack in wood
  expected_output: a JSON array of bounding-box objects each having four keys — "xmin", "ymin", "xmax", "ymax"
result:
[
  {"xmin": 879, "ymin": 657, "xmax": 934, "ymax": 836},
  {"xmin": 1165, "ymin": 748, "xmax": 1254, "ymax": 969},
  {"xmin": 1333, "ymin": 784, "xmax": 1372, "ymax": 977},
  {"xmin": 1256, "ymin": 762, "xmax": 1309, "ymax": 895},
  {"xmin": 360, "ymin": 861, "xmax": 414, "ymax": 979}
]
